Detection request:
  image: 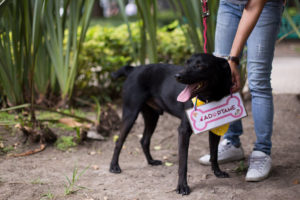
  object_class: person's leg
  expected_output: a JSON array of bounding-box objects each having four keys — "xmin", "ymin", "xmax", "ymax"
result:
[
  {"xmin": 246, "ymin": 1, "xmax": 284, "ymax": 156},
  {"xmin": 245, "ymin": 1, "xmax": 283, "ymax": 181},
  {"xmin": 198, "ymin": 1, "xmax": 246, "ymax": 166},
  {"xmin": 214, "ymin": 0, "xmax": 244, "ymax": 147}
]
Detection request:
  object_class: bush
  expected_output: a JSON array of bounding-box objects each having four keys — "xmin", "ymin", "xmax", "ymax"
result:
[{"xmin": 76, "ymin": 21, "xmax": 193, "ymax": 103}]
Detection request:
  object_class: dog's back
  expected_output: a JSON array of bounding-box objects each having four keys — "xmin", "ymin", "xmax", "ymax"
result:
[{"xmin": 116, "ymin": 64, "xmax": 190, "ymax": 118}]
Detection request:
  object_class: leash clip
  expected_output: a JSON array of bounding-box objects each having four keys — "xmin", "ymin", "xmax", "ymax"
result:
[
  {"xmin": 201, "ymin": 0, "xmax": 210, "ymax": 18},
  {"xmin": 193, "ymin": 96, "xmax": 198, "ymax": 111}
]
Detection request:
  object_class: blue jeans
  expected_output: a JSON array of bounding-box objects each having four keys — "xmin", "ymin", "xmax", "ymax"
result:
[{"xmin": 214, "ymin": 0, "xmax": 284, "ymax": 155}]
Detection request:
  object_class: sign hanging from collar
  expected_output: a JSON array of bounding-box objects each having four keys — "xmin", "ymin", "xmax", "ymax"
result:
[{"xmin": 187, "ymin": 92, "xmax": 247, "ymax": 135}]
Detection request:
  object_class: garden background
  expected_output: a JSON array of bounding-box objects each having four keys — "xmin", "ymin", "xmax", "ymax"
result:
[{"xmin": 0, "ymin": 0, "xmax": 300, "ymax": 199}]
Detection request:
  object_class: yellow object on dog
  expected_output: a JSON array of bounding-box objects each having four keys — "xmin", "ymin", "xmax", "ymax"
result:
[{"xmin": 191, "ymin": 97, "xmax": 229, "ymax": 136}]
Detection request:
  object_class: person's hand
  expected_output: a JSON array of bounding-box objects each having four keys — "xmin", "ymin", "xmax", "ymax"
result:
[{"xmin": 228, "ymin": 60, "xmax": 241, "ymax": 93}]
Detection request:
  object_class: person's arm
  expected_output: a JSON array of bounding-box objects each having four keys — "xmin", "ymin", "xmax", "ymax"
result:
[{"xmin": 229, "ymin": 0, "xmax": 268, "ymax": 92}]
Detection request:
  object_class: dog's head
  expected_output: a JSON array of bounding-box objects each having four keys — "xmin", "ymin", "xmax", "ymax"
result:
[{"xmin": 176, "ymin": 53, "xmax": 232, "ymax": 102}]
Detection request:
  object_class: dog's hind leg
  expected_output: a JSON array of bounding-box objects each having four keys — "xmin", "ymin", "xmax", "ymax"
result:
[
  {"xmin": 209, "ymin": 131, "xmax": 229, "ymax": 178},
  {"xmin": 176, "ymin": 117, "xmax": 193, "ymax": 195},
  {"xmin": 109, "ymin": 107, "xmax": 140, "ymax": 174},
  {"xmin": 140, "ymin": 105, "xmax": 162, "ymax": 166}
]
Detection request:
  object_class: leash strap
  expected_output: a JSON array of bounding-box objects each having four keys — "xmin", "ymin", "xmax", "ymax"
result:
[
  {"xmin": 201, "ymin": 0, "xmax": 209, "ymax": 54},
  {"xmin": 194, "ymin": 0, "xmax": 210, "ymax": 111}
]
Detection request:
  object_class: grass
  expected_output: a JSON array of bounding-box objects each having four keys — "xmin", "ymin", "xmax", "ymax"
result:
[
  {"xmin": 31, "ymin": 178, "xmax": 44, "ymax": 185},
  {"xmin": 55, "ymin": 136, "xmax": 77, "ymax": 151},
  {"xmin": 0, "ymin": 108, "xmax": 93, "ymax": 131},
  {"xmin": 40, "ymin": 191, "xmax": 54, "ymax": 200},
  {"xmin": 0, "ymin": 112, "xmax": 19, "ymax": 126},
  {"xmin": 64, "ymin": 165, "xmax": 89, "ymax": 195},
  {"xmin": 232, "ymin": 161, "xmax": 248, "ymax": 174},
  {"xmin": 0, "ymin": 145, "xmax": 14, "ymax": 154}
]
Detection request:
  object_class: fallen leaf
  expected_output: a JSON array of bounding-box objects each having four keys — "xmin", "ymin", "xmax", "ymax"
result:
[
  {"xmin": 165, "ymin": 162, "xmax": 173, "ymax": 167},
  {"xmin": 89, "ymin": 151, "xmax": 96, "ymax": 155},
  {"xmin": 13, "ymin": 142, "xmax": 19, "ymax": 147},
  {"xmin": 14, "ymin": 123, "xmax": 21, "ymax": 129},
  {"xmin": 202, "ymin": 174, "xmax": 209, "ymax": 180},
  {"xmin": 113, "ymin": 135, "xmax": 119, "ymax": 143},
  {"xmin": 163, "ymin": 156, "xmax": 168, "ymax": 160},
  {"xmin": 91, "ymin": 165, "xmax": 99, "ymax": 170},
  {"xmin": 59, "ymin": 117, "xmax": 82, "ymax": 127},
  {"xmin": 293, "ymin": 179, "xmax": 299, "ymax": 185},
  {"xmin": 154, "ymin": 145, "xmax": 161, "ymax": 150},
  {"xmin": 0, "ymin": 142, "xmax": 4, "ymax": 148}
]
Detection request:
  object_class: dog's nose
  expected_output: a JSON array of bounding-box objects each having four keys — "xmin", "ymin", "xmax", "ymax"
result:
[{"xmin": 175, "ymin": 73, "xmax": 182, "ymax": 81}]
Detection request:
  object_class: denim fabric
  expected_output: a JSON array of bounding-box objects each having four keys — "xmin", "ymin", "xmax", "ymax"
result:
[
  {"xmin": 226, "ymin": 0, "xmax": 282, "ymax": 5},
  {"xmin": 214, "ymin": 0, "xmax": 284, "ymax": 155}
]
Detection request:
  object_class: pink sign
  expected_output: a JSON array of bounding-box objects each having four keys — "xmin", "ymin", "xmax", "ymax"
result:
[{"xmin": 186, "ymin": 93, "xmax": 247, "ymax": 134}]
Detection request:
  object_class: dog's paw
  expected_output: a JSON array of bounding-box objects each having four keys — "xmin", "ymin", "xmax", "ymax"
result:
[
  {"xmin": 109, "ymin": 164, "xmax": 122, "ymax": 174},
  {"xmin": 148, "ymin": 159, "xmax": 163, "ymax": 166},
  {"xmin": 176, "ymin": 184, "xmax": 191, "ymax": 195},
  {"xmin": 214, "ymin": 170, "xmax": 229, "ymax": 178}
]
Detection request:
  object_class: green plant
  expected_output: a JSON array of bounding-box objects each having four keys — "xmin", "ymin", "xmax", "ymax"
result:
[
  {"xmin": 0, "ymin": 0, "xmax": 94, "ymax": 108},
  {"xmin": 136, "ymin": 0, "xmax": 158, "ymax": 63},
  {"xmin": 1, "ymin": 145, "xmax": 14, "ymax": 153},
  {"xmin": 232, "ymin": 161, "xmax": 247, "ymax": 175},
  {"xmin": 0, "ymin": 0, "xmax": 46, "ymax": 107},
  {"xmin": 40, "ymin": 191, "xmax": 54, "ymax": 200},
  {"xmin": 31, "ymin": 177, "xmax": 44, "ymax": 185},
  {"xmin": 91, "ymin": 96, "xmax": 101, "ymax": 124},
  {"xmin": 45, "ymin": 0, "xmax": 94, "ymax": 104},
  {"xmin": 55, "ymin": 136, "xmax": 77, "ymax": 151},
  {"xmin": 76, "ymin": 22, "xmax": 192, "ymax": 102},
  {"xmin": 64, "ymin": 165, "xmax": 89, "ymax": 195}
]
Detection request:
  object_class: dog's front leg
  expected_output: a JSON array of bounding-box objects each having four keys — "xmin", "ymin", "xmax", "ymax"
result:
[
  {"xmin": 209, "ymin": 131, "xmax": 229, "ymax": 178},
  {"xmin": 176, "ymin": 119, "xmax": 192, "ymax": 195}
]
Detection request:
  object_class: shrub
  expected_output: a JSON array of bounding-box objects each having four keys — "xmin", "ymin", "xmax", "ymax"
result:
[{"xmin": 76, "ymin": 21, "xmax": 193, "ymax": 103}]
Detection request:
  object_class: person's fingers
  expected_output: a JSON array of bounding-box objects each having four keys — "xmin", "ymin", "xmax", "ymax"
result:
[{"xmin": 229, "ymin": 63, "xmax": 241, "ymax": 93}]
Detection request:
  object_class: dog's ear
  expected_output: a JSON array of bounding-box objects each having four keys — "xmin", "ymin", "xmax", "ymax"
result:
[{"xmin": 111, "ymin": 65, "xmax": 134, "ymax": 80}]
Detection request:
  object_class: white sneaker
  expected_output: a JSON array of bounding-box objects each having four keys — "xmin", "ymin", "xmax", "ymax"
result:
[
  {"xmin": 246, "ymin": 151, "xmax": 272, "ymax": 182},
  {"xmin": 198, "ymin": 139, "xmax": 245, "ymax": 165}
]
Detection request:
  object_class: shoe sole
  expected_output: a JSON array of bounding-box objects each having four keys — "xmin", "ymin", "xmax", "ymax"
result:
[
  {"xmin": 245, "ymin": 170, "xmax": 271, "ymax": 182},
  {"xmin": 199, "ymin": 156, "xmax": 245, "ymax": 166}
]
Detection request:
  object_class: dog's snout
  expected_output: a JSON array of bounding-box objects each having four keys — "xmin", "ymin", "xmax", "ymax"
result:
[{"xmin": 175, "ymin": 73, "xmax": 182, "ymax": 81}]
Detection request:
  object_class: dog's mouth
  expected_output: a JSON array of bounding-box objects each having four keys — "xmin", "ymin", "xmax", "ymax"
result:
[{"xmin": 177, "ymin": 81, "xmax": 205, "ymax": 102}]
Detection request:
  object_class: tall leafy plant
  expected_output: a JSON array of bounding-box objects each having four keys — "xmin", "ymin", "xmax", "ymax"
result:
[
  {"xmin": 170, "ymin": 0, "xmax": 218, "ymax": 53},
  {"xmin": 44, "ymin": 0, "xmax": 94, "ymax": 104},
  {"xmin": 0, "ymin": 0, "xmax": 46, "ymax": 108},
  {"xmin": 136, "ymin": 0, "xmax": 158, "ymax": 64},
  {"xmin": 119, "ymin": 0, "xmax": 219, "ymax": 64},
  {"xmin": 0, "ymin": 0, "xmax": 94, "ymax": 109}
]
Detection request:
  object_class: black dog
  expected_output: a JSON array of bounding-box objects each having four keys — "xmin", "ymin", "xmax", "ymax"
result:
[{"xmin": 109, "ymin": 53, "xmax": 232, "ymax": 195}]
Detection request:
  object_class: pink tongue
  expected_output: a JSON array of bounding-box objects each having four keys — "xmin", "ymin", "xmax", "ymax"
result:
[{"xmin": 177, "ymin": 85, "xmax": 194, "ymax": 102}]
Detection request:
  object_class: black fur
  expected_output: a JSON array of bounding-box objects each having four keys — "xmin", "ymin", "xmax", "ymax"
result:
[{"xmin": 109, "ymin": 53, "xmax": 232, "ymax": 195}]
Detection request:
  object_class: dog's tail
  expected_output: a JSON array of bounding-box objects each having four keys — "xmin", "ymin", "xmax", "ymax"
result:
[{"xmin": 111, "ymin": 65, "xmax": 134, "ymax": 80}]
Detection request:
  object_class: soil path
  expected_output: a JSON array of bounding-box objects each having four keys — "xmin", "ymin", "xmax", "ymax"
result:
[
  {"xmin": 1, "ymin": 41, "xmax": 300, "ymax": 200},
  {"xmin": 0, "ymin": 94, "xmax": 300, "ymax": 200}
]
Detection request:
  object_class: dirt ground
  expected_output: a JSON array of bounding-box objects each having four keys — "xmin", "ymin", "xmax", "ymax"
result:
[{"xmin": 1, "ymin": 42, "xmax": 300, "ymax": 200}]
